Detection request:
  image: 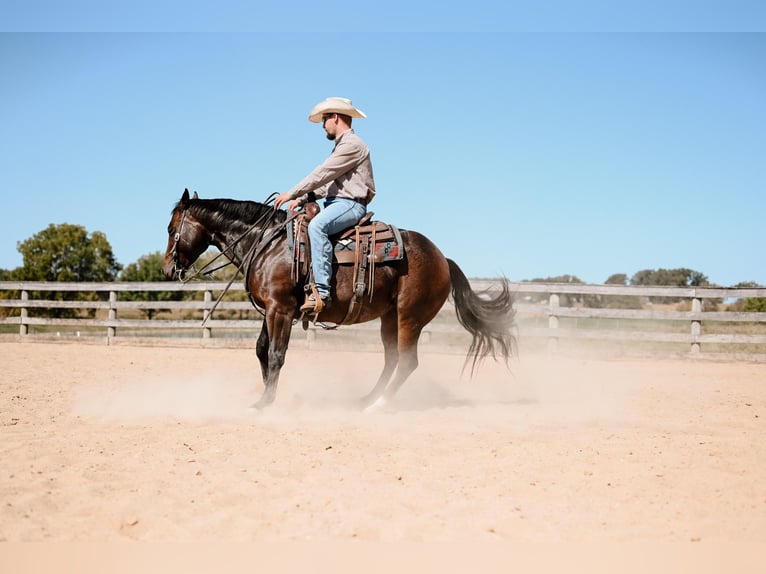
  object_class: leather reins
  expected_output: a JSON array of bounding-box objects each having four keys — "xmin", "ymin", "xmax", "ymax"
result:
[{"xmin": 172, "ymin": 194, "xmax": 300, "ymax": 324}]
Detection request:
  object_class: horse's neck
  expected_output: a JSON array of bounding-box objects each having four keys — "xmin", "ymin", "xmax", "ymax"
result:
[
  {"xmin": 207, "ymin": 223, "xmax": 257, "ymax": 269},
  {"xmin": 210, "ymin": 229, "xmax": 248, "ymax": 268},
  {"xmin": 193, "ymin": 201, "xmax": 279, "ymax": 267}
]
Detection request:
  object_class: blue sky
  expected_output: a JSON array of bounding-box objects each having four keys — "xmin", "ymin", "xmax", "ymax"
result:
[{"xmin": 1, "ymin": 4, "xmax": 764, "ymax": 286}]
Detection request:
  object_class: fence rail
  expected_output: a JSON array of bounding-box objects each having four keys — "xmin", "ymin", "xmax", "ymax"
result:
[{"xmin": 1, "ymin": 281, "xmax": 765, "ymax": 359}]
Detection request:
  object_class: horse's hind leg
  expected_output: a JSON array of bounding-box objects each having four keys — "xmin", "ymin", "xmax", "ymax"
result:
[
  {"xmin": 381, "ymin": 322, "xmax": 423, "ymax": 402},
  {"xmin": 361, "ymin": 309, "xmax": 399, "ymax": 408}
]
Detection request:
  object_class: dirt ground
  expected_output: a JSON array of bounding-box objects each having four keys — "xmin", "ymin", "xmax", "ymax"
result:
[{"xmin": 0, "ymin": 340, "xmax": 764, "ymax": 565}]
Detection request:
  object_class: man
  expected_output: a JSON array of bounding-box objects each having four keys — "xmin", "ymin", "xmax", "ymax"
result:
[{"xmin": 274, "ymin": 97, "xmax": 376, "ymax": 313}]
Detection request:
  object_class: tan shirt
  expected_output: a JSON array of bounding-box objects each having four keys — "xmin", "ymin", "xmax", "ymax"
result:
[{"xmin": 287, "ymin": 129, "xmax": 376, "ymax": 206}]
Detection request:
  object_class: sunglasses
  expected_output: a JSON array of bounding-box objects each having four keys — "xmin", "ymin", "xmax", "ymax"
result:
[{"xmin": 322, "ymin": 113, "xmax": 336, "ymax": 123}]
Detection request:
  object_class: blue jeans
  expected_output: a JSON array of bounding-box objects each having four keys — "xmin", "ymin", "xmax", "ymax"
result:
[{"xmin": 307, "ymin": 197, "xmax": 366, "ymax": 298}]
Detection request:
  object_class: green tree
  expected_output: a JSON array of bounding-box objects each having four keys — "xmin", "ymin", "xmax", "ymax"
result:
[
  {"xmin": 0, "ymin": 267, "xmax": 19, "ymax": 317},
  {"xmin": 630, "ymin": 268, "xmax": 711, "ymax": 304},
  {"xmin": 13, "ymin": 224, "xmax": 122, "ymax": 317},
  {"xmin": 524, "ymin": 274, "xmax": 584, "ymax": 306},
  {"xmin": 727, "ymin": 282, "xmax": 766, "ymax": 312},
  {"xmin": 600, "ymin": 273, "xmax": 644, "ymax": 309},
  {"xmin": 630, "ymin": 268, "xmax": 709, "ymax": 288},
  {"xmin": 605, "ymin": 273, "xmax": 628, "ymax": 285},
  {"xmin": 119, "ymin": 252, "xmax": 167, "ymax": 282},
  {"xmin": 184, "ymin": 251, "xmax": 260, "ymax": 321},
  {"xmin": 17, "ymin": 223, "xmax": 121, "ymax": 282},
  {"xmin": 119, "ymin": 252, "xmax": 182, "ymax": 319}
]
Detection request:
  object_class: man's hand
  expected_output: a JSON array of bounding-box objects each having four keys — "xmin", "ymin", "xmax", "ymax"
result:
[{"xmin": 273, "ymin": 192, "xmax": 293, "ymax": 210}]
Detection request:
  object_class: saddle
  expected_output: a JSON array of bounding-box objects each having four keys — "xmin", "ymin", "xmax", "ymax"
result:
[{"xmin": 288, "ymin": 202, "xmax": 405, "ymax": 324}]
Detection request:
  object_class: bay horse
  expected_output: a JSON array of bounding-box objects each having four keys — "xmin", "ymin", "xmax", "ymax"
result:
[{"xmin": 162, "ymin": 189, "xmax": 516, "ymax": 409}]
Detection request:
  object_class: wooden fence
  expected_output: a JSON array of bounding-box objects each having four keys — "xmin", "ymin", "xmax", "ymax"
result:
[{"xmin": 1, "ymin": 281, "xmax": 765, "ymax": 360}]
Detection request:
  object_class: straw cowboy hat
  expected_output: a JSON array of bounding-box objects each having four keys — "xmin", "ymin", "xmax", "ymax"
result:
[{"xmin": 308, "ymin": 97, "xmax": 367, "ymax": 123}]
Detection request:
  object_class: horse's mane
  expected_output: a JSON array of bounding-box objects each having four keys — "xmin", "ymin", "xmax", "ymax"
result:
[{"xmin": 180, "ymin": 197, "xmax": 286, "ymax": 230}]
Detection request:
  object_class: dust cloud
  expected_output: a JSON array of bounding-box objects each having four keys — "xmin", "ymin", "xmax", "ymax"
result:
[{"xmin": 71, "ymin": 346, "xmax": 634, "ymax": 430}]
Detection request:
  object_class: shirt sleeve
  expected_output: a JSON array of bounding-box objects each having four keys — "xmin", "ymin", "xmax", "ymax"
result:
[{"xmin": 287, "ymin": 138, "xmax": 365, "ymax": 200}]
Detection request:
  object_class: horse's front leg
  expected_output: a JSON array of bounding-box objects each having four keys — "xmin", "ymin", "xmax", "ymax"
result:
[
  {"xmin": 255, "ymin": 323, "xmax": 270, "ymax": 384},
  {"xmin": 253, "ymin": 308, "xmax": 294, "ymax": 409}
]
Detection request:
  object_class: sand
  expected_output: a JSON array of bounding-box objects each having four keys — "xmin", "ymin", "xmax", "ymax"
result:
[{"xmin": 0, "ymin": 340, "xmax": 764, "ymax": 566}]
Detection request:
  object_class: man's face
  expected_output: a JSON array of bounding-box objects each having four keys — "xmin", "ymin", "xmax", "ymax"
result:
[{"xmin": 322, "ymin": 113, "xmax": 338, "ymax": 141}]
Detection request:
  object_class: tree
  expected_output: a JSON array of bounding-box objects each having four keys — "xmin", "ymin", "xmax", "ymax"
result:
[
  {"xmin": 630, "ymin": 267, "xmax": 711, "ymax": 305},
  {"xmin": 744, "ymin": 297, "xmax": 766, "ymax": 312},
  {"xmin": 12, "ymin": 224, "xmax": 122, "ymax": 317},
  {"xmin": 119, "ymin": 252, "xmax": 182, "ymax": 319},
  {"xmin": 727, "ymin": 282, "xmax": 766, "ymax": 312},
  {"xmin": 605, "ymin": 273, "xmax": 628, "ymax": 285},
  {"xmin": 524, "ymin": 274, "xmax": 584, "ymax": 305},
  {"xmin": 630, "ymin": 268, "xmax": 709, "ymax": 288},
  {"xmin": 600, "ymin": 273, "xmax": 644, "ymax": 309},
  {"xmin": 530, "ymin": 274, "xmax": 584, "ymax": 285},
  {"xmin": 119, "ymin": 252, "xmax": 167, "ymax": 283},
  {"xmin": 16, "ymin": 223, "xmax": 121, "ymax": 282},
  {"xmin": 184, "ymin": 251, "xmax": 260, "ymax": 321}
]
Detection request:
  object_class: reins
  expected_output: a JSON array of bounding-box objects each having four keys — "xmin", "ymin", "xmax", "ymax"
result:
[
  {"xmin": 176, "ymin": 193, "xmax": 278, "ymax": 284},
  {"xmin": 174, "ymin": 193, "xmax": 299, "ymax": 326}
]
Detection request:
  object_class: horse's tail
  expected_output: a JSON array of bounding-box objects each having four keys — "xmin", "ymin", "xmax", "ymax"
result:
[{"xmin": 447, "ymin": 259, "xmax": 517, "ymax": 375}]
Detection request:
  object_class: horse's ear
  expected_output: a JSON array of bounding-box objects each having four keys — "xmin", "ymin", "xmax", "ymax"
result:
[
  {"xmin": 192, "ymin": 191, "xmax": 199, "ymax": 200},
  {"xmin": 181, "ymin": 188, "xmax": 190, "ymax": 205}
]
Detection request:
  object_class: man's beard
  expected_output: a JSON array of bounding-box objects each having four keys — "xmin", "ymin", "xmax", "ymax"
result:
[{"xmin": 326, "ymin": 132, "xmax": 336, "ymax": 141}]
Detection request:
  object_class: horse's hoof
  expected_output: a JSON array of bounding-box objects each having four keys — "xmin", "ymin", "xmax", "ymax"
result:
[
  {"xmin": 362, "ymin": 395, "xmax": 387, "ymax": 413},
  {"xmin": 251, "ymin": 398, "xmax": 274, "ymax": 411}
]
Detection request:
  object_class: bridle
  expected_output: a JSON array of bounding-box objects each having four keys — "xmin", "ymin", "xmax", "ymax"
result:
[
  {"xmin": 170, "ymin": 207, "xmax": 190, "ymax": 280},
  {"xmin": 168, "ymin": 194, "xmax": 300, "ymax": 323},
  {"xmin": 170, "ymin": 198, "xmax": 282, "ymax": 283}
]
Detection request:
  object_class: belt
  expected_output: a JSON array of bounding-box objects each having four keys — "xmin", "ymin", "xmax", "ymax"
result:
[{"xmin": 330, "ymin": 196, "xmax": 366, "ymax": 207}]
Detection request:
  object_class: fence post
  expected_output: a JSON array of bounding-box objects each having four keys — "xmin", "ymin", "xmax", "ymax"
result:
[
  {"xmin": 690, "ymin": 296, "xmax": 702, "ymax": 354},
  {"xmin": 20, "ymin": 290, "xmax": 29, "ymax": 336},
  {"xmin": 203, "ymin": 290, "xmax": 212, "ymax": 339},
  {"xmin": 548, "ymin": 293, "xmax": 560, "ymax": 353},
  {"xmin": 108, "ymin": 291, "xmax": 117, "ymax": 339}
]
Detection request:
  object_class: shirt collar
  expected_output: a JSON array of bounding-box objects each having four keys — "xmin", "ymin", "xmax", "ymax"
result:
[{"xmin": 334, "ymin": 128, "xmax": 354, "ymax": 144}]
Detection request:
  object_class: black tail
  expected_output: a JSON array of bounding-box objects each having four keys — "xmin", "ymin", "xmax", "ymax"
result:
[{"xmin": 447, "ymin": 259, "xmax": 517, "ymax": 375}]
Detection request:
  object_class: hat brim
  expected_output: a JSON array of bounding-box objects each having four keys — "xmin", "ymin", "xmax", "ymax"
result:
[{"xmin": 308, "ymin": 101, "xmax": 367, "ymax": 123}]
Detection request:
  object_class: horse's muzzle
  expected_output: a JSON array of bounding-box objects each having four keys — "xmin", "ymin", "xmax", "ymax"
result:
[{"xmin": 161, "ymin": 256, "xmax": 183, "ymax": 280}]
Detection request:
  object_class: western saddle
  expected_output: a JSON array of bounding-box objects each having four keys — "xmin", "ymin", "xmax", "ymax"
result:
[{"xmin": 289, "ymin": 202, "xmax": 404, "ymax": 324}]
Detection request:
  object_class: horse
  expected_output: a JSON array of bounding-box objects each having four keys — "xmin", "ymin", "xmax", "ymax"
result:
[{"xmin": 162, "ymin": 188, "xmax": 517, "ymax": 409}]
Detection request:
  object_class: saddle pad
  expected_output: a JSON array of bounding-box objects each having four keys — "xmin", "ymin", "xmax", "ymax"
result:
[{"xmin": 333, "ymin": 222, "xmax": 404, "ymax": 264}]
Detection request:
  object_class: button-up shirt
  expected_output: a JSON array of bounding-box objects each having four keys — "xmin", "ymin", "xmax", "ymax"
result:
[{"xmin": 287, "ymin": 129, "xmax": 376, "ymax": 206}]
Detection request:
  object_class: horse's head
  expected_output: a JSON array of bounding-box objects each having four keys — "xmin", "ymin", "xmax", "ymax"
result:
[{"xmin": 162, "ymin": 189, "xmax": 211, "ymax": 280}]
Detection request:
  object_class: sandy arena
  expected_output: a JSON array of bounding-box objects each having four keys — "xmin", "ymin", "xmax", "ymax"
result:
[{"xmin": 1, "ymin": 340, "xmax": 764, "ymax": 558}]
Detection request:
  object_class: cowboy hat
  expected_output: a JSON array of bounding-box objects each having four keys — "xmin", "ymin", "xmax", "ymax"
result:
[{"xmin": 308, "ymin": 97, "xmax": 367, "ymax": 123}]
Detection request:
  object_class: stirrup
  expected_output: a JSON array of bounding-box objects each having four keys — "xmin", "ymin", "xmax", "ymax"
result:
[
  {"xmin": 300, "ymin": 293, "xmax": 330, "ymax": 314},
  {"xmin": 300, "ymin": 282, "xmax": 330, "ymax": 315}
]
